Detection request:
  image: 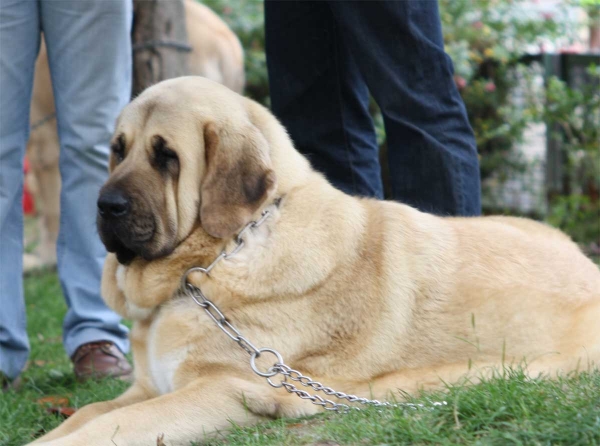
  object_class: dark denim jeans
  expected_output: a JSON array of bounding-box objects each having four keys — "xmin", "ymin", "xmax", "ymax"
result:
[{"xmin": 265, "ymin": 0, "xmax": 481, "ymax": 216}]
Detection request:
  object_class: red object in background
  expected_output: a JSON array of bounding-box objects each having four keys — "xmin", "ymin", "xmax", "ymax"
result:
[{"xmin": 23, "ymin": 157, "xmax": 35, "ymax": 215}]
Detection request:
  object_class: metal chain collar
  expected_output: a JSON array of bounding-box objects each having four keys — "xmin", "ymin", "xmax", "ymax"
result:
[{"xmin": 181, "ymin": 207, "xmax": 447, "ymax": 413}]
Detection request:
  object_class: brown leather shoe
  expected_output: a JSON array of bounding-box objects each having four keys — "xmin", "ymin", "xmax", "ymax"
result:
[{"xmin": 71, "ymin": 341, "xmax": 132, "ymax": 382}]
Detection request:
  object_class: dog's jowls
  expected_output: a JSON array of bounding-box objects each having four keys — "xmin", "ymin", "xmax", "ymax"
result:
[{"xmin": 32, "ymin": 77, "xmax": 600, "ymax": 446}]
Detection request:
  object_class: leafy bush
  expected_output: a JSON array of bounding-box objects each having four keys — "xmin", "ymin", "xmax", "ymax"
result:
[
  {"xmin": 544, "ymin": 67, "xmax": 600, "ymax": 244},
  {"xmin": 439, "ymin": 0, "xmax": 570, "ymax": 182}
]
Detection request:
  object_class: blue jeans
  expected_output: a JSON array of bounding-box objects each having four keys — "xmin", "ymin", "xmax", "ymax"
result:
[
  {"xmin": 0, "ymin": 0, "xmax": 132, "ymax": 380},
  {"xmin": 265, "ymin": 0, "xmax": 481, "ymax": 216}
]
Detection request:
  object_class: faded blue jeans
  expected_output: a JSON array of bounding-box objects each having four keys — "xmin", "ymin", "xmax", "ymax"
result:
[
  {"xmin": 265, "ymin": 0, "xmax": 481, "ymax": 216},
  {"xmin": 0, "ymin": 0, "xmax": 131, "ymax": 380}
]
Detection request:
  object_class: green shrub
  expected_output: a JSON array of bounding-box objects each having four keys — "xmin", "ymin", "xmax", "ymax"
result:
[
  {"xmin": 439, "ymin": 0, "xmax": 570, "ymax": 183},
  {"xmin": 544, "ymin": 67, "xmax": 600, "ymax": 244}
]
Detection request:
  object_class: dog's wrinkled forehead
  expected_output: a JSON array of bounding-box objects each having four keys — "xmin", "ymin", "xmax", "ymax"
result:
[{"xmin": 114, "ymin": 77, "xmax": 250, "ymax": 158}]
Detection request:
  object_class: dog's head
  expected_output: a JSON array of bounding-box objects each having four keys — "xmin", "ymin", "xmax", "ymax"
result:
[{"xmin": 97, "ymin": 77, "xmax": 277, "ymax": 264}]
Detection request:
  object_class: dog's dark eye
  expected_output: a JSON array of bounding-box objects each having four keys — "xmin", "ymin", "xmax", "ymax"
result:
[
  {"xmin": 151, "ymin": 136, "xmax": 179, "ymax": 173},
  {"xmin": 154, "ymin": 146, "xmax": 178, "ymax": 164},
  {"xmin": 111, "ymin": 135, "xmax": 126, "ymax": 164}
]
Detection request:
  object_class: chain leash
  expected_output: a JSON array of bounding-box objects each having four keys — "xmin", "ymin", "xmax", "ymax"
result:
[{"xmin": 181, "ymin": 207, "xmax": 447, "ymax": 413}]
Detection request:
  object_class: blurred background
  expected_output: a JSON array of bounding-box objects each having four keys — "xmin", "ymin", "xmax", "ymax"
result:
[{"xmin": 23, "ymin": 0, "xmax": 600, "ymax": 269}]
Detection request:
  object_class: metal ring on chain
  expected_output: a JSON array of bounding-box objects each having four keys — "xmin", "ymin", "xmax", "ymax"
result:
[
  {"xmin": 250, "ymin": 348, "xmax": 283, "ymax": 377},
  {"xmin": 181, "ymin": 266, "xmax": 208, "ymax": 293},
  {"xmin": 266, "ymin": 368, "xmax": 288, "ymax": 388}
]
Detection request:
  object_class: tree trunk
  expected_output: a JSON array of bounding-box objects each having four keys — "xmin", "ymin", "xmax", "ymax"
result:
[{"xmin": 131, "ymin": 0, "xmax": 190, "ymax": 98}]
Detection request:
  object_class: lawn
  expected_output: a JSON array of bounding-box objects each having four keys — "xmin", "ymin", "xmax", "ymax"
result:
[{"xmin": 1, "ymin": 270, "xmax": 599, "ymax": 446}]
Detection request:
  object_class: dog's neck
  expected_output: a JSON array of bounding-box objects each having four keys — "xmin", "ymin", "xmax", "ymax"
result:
[{"xmin": 189, "ymin": 176, "xmax": 366, "ymax": 305}]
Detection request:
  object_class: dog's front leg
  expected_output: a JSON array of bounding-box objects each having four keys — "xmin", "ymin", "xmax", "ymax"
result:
[
  {"xmin": 30, "ymin": 375, "xmax": 316, "ymax": 446},
  {"xmin": 30, "ymin": 383, "xmax": 151, "ymax": 444}
]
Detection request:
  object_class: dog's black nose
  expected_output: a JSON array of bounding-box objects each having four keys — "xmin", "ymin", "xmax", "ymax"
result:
[{"xmin": 97, "ymin": 190, "xmax": 130, "ymax": 218}]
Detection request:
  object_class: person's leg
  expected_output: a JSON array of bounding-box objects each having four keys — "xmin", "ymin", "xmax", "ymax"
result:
[
  {"xmin": 40, "ymin": 0, "xmax": 132, "ymax": 357},
  {"xmin": 0, "ymin": 0, "xmax": 40, "ymax": 380},
  {"xmin": 329, "ymin": 0, "xmax": 481, "ymax": 216},
  {"xmin": 265, "ymin": 0, "xmax": 383, "ymax": 198}
]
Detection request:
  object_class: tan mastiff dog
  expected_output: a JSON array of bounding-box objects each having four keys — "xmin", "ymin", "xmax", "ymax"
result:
[
  {"xmin": 32, "ymin": 77, "xmax": 600, "ymax": 445},
  {"xmin": 24, "ymin": 0, "xmax": 244, "ymax": 271}
]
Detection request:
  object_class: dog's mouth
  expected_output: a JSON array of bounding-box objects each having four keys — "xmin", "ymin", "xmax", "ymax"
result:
[
  {"xmin": 97, "ymin": 216, "xmax": 158, "ymax": 265},
  {"xmin": 113, "ymin": 241, "xmax": 138, "ymax": 265},
  {"xmin": 98, "ymin": 226, "xmax": 141, "ymax": 265},
  {"xmin": 98, "ymin": 216, "xmax": 181, "ymax": 265}
]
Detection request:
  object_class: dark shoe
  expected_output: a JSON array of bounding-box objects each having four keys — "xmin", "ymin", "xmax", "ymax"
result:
[
  {"xmin": 1, "ymin": 373, "xmax": 21, "ymax": 392},
  {"xmin": 71, "ymin": 341, "xmax": 132, "ymax": 382}
]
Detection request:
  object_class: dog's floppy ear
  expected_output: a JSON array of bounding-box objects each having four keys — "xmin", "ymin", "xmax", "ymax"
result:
[{"xmin": 200, "ymin": 122, "xmax": 277, "ymax": 239}]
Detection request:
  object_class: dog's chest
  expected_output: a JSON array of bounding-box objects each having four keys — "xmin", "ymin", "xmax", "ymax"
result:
[
  {"xmin": 147, "ymin": 346, "xmax": 187, "ymax": 395},
  {"xmin": 146, "ymin": 309, "xmax": 191, "ymax": 395}
]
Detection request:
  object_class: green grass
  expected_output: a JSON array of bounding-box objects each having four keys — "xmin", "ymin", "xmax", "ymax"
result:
[
  {"xmin": 204, "ymin": 370, "xmax": 600, "ymax": 445},
  {"xmin": 0, "ymin": 271, "xmax": 129, "ymax": 446},
  {"xmin": 1, "ymin": 271, "xmax": 599, "ymax": 446}
]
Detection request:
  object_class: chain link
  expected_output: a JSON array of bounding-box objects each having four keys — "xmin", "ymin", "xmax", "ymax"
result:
[
  {"xmin": 268, "ymin": 364, "xmax": 446, "ymax": 412},
  {"xmin": 181, "ymin": 204, "xmax": 447, "ymax": 413}
]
